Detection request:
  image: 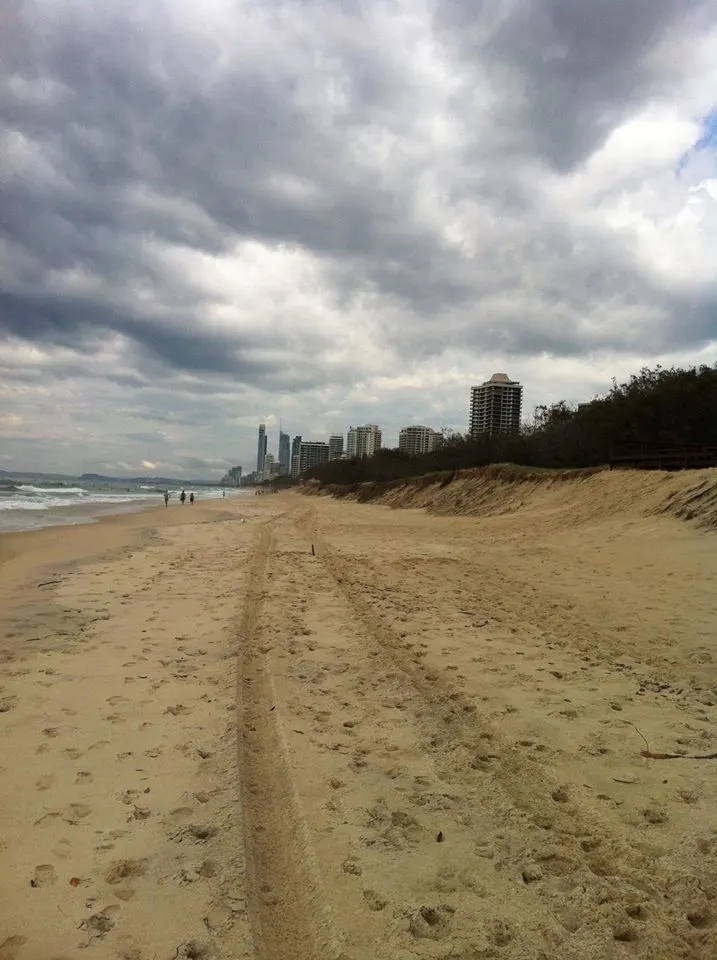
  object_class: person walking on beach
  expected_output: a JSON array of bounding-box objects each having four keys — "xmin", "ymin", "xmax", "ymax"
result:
[
  {"xmin": 164, "ymin": 490, "xmax": 169, "ymax": 508},
  {"xmin": 189, "ymin": 492, "xmax": 195, "ymax": 505},
  {"xmin": 180, "ymin": 489, "xmax": 186, "ymax": 505}
]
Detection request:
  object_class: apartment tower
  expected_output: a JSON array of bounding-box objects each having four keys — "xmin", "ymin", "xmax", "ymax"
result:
[
  {"xmin": 298, "ymin": 441, "xmax": 330, "ymax": 475},
  {"xmin": 469, "ymin": 374, "xmax": 523, "ymax": 437},
  {"xmin": 346, "ymin": 424, "xmax": 382, "ymax": 458},
  {"xmin": 398, "ymin": 425, "xmax": 442, "ymax": 456},
  {"xmin": 329, "ymin": 434, "xmax": 344, "ymax": 460}
]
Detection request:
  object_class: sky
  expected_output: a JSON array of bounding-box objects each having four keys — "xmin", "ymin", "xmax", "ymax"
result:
[{"xmin": 1, "ymin": 0, "xmax": 717, "ymax": 479}]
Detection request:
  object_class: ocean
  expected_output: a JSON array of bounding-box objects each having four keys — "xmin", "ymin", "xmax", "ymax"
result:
[{"xmin": 0, "ymin": 475, "xmax": 243, "ymax": 533}]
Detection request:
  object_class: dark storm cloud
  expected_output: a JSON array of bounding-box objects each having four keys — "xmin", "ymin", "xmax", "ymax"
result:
[
  {"xmin": 0, "ymin": 291, "xmax": 279, "ymax": 379},
  {"xmin": 1, "ymin": 0, "xmax": 715, "ymax": 397},
  {"xmin": 436, "ymin": 0, "xmax": 715, "ymax": 171}
]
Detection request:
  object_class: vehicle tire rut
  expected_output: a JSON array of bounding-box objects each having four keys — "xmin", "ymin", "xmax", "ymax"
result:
[{"xmin": 236, "ymin": 523, "xmax": 344, "ymax": 960}]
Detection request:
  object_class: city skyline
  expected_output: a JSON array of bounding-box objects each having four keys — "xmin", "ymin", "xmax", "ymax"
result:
[{"xmin": 247, "ymin": 374, "xmax": 523, "ymax": 479}]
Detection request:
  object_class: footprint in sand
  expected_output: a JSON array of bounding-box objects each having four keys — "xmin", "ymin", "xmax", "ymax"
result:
[
  {"xmin": 105, "ymin": 859, "xmax": 148, "ymax": 884},
  {"xmin": 31, "ymin": 864, "xmax": 57, "ymax": 887},
  {"xmin": 164, "ymin": 704, "xmax": 191, "ymax": 716},
  {"xmin": 66, "ymin": 803, "xmax": 92, "ymax": 823},
  {"xmin": 36, "ymin": 775, "xmax": 55, "ymax": 791},
  {"xmin": 0, "ymin": 936, "xmax": 28, "ymax": 960},
  {"xmin": 34, "ymin": 812, "xmax": 61, "ymax": 827},
  {"xmin": 80, "ymin": 905, "xmax": 120, "ymax": 942},
  {"xmin": 52, "ymin": 838, "xmax": 72, "ymax": 860},
  {"xmin": 75, "ymin": 771, "xmax": 93, "ymax": 784}
]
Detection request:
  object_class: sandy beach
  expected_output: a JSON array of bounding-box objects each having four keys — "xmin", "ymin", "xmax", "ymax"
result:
[{"xmin": 1, "ymin": 474, "xmax": 716, "ymax": 960}]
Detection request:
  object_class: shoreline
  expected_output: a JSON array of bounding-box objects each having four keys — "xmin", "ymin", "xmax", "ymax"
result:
[
  {"xmin": 0, "ymin": 498, "xmax": 239, "ymax": 607},
  {"xmin": 0, "ymin": 489, "xmax": 250, "ymax": 537}
]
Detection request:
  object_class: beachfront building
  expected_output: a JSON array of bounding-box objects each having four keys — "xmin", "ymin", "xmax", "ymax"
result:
[
  {"xmin": 346, "ymin": 424, "xmax": 382, "ymax": 459},
  {"xmin": 398, "ymin": 425, "xmax": 442, "ymax": 456},
  {"xmin": 329, "ymin": 434, "xmax": 344, "ymax": 461},
  {"xmin": 291, "ymin": 435, "xmax": 302, "ymax": 477},
  {"xmin": 220, "ymin": 465, "xmax": 242, "ymax": 486},
  {"xmin": 256, "ymin": 423, "xmax": 267, "ymax": 473},
  {"xmin": 469, "ymin": 374, "xmax": 523, "ymax": 438},
  {"xmin": 298, "ymin": 441, "xmax": 330, "ymax": 475},
  {"xmin": 279, "ymin": 430, "xmax": 291, "ymax": 475},
  {"xmin": 262, "ymin": 453, "xmax": 277, "ymax": 481}
]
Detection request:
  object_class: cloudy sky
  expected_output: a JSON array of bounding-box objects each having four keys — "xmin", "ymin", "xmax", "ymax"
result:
[{"xmin": 2, "ymin": 0, "xmax": 716, "ymax": 478}]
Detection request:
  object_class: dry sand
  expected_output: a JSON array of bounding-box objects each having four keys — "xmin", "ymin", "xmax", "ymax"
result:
[{"xmin": 1, "ymin": 471, "xmax": 716, "ymax": 960}]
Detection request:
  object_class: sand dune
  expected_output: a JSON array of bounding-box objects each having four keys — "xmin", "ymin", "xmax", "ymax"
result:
[
  {"xmin": 1, "ymin": 476, "xmax": 715, "ymax": 959},
  {"xmin": 308, "ymin": 464, "xmax": 717, "ymax": 529}
]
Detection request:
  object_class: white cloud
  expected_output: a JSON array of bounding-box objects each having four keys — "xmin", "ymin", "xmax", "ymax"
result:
[{"xmin": 0, "ymin": 0, "xmax": 715, "ymax": 475}]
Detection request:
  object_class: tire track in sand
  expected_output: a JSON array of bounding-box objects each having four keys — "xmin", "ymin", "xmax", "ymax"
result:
[
  {"xmin": 236, "ymin": 522, "xmax": 344, "ymax": 960},
  {"xmin": 296, "ymin": 507, "xmax": 715, "ymax": 960}
]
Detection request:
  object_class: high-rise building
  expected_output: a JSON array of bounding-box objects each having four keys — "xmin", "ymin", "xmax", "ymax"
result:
[
  {"xmin": 398, "ymin": 425, "xmax": 442, "ymax": 456},
  {"xmin": 256, "ymin": 423, "xmax": 267, "ymax": 473},
  {"xmin": 220, "ymin": 465, "xmax": 242, "ymax": 486},
  {"xmin": 262, "ymin": 453, "xmax": 276, "ymax": 480},
  {"xmin": 291, "ymin": 435, "xmax": 302, "ymax": 477},
  {"xmin": 279, "ymin": 430, "xmax": 291, "ymax": 475},
  {"xmin": 329, "ymin": 434, "xmax": 344, "ymax": 461},
  {"xmin": 469, "ymin": 374, "xmax": 523, "ymax": 438},
  {"xmin": 346, "ymin": 424, "xmax": 382, "ymax": 459},
  {"xmin": 298, "ymin": 441, "xmax": 329, "ymax": 475}
]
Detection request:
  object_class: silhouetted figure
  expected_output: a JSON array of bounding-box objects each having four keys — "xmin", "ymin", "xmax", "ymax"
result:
[
  {"xmin": 189, "ymin": 492, "xmax": 195, "ymax": 505},
  {"xmin": 164, "ymin": 491, "xmax": 169, "ymax": 507},
  {"xmin": 180, "ymin": 489, "xmax": 186, "ymax": 505}
]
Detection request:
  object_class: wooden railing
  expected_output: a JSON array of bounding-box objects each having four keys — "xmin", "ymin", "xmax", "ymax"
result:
[{"xmin": 609, "ymin": 443, "xmax": 717, "ymax": 471}]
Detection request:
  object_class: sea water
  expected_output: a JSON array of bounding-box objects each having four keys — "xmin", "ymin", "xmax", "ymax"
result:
[{"xmin": 0, "ymin": 475, "xmax": 243, "ymax": 533}]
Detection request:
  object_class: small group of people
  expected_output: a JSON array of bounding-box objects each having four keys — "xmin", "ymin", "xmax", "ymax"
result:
[{"xmin": 163, "ymin": 489, "xmax": 194, "ymax": 507}]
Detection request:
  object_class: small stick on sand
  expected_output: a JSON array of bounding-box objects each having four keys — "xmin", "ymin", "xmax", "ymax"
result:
[{"xmin": 632, "ymin": 723, "xmax": 717, "ymax": 760}]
